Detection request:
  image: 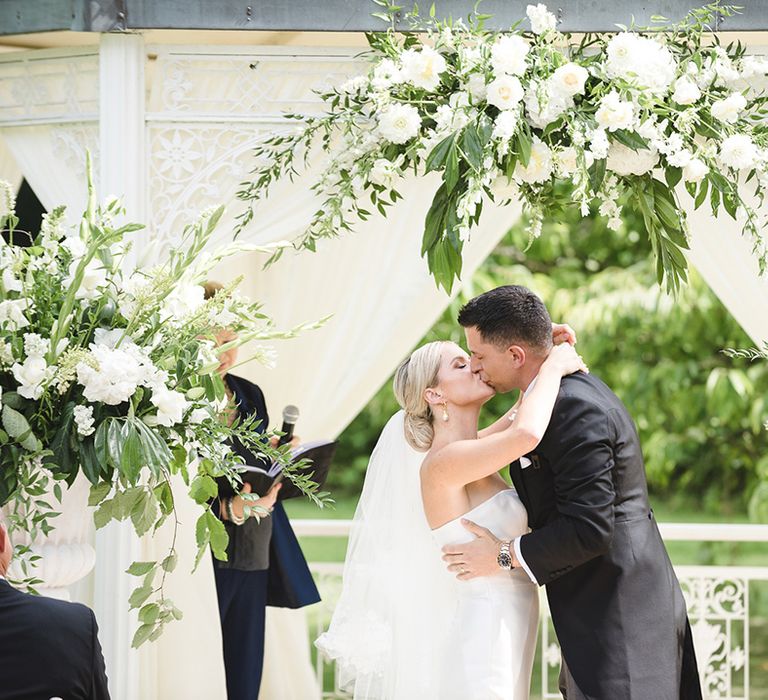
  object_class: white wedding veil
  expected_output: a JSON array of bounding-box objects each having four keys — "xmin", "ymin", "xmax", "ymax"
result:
[{"xmin": 316, "ymin": 410, "xmax": 458, "ymax": 699}]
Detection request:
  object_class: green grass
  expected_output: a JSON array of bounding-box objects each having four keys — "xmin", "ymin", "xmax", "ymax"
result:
[{"xmin": 286, "ymin": 495, "xmax": 768, "ymax": 698}]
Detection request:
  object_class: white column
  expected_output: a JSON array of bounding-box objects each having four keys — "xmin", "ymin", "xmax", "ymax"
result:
[{"xmin": 93, "ymin": 32, "xmax": 146, "ymax": 700}]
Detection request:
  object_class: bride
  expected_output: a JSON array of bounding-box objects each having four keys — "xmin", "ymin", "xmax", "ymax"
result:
[{"xmin": 316, "ymin": 334, "xmax": 585, "ymax": 699}]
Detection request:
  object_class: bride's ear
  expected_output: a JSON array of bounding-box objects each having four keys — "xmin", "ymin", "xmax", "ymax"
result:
[{"xmin": 424, "ymin": 387, "xmax": 443, "ymax": 407}]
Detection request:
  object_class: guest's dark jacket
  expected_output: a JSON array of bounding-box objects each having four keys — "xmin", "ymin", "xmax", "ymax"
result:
[
  {"xmin": 218, "ymin": 374, "xmax": 320, "ymax": 608},
  {"xmin": 0, "ymin": 578, "xmax": 110, "ymax": 699}
]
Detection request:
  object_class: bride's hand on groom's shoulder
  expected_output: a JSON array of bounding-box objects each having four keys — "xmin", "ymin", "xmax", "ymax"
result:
[
  {"xmin": 545, "ymin": 343, "xmax": 588, "ymax": 377},
  {"xmin": 552, "ymin": 322, "xmax": 577, "ymax": 346}
]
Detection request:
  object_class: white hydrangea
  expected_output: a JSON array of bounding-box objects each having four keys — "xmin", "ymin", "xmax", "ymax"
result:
[
  {"xmin": 514, "ymin": 138, "xmax": 554, "ymax": 183},
  {"xmin": 0, "ymin": 298, "xmax": 31, "ymax": 330},
  {"xmin": 371, "ymin": 59, "xmax": 401, "ymax": 91},
  {"xmin": 595, "ymin": 91, "xmax": 635, "ymax": 132},
  {"xmin": 604, "ymin": 33, "xmax": 676, "ymax": 94},
  {"xmin": 160, "ymin": 283, "xmax": 205, "ymax": 324},
  {"xmin": 73, "ymin": 405, "xmax": 96, "ymax": 437},
  {"xmin": 710, "ymin": 93, "xmax": 747, "ymax": 124},
  {"xmin": 150, "ymin": 385, "xmax": 188, "ymax": 427},
  {"xmin": 368, "ymin": 158, "xmax": 400, "ymax": 189},
  {"xmin": 550, "ymin": 62, "xmax": 588, "ymax": 97},
  {"xmin": 719, "ymin": 134, "xmax": 758, "ymax": 170},
  {"xmin": 12, "ymin": 354, "xmax": 52, "ymax": 400},
  {"xmin": 526, "ymin": 4, "xmax": 557, "ymax": 34},
  {"xmin": 76, "ymin": 344, "xmax": 151, "ymax": 405},
  {"xmin": 486, "ymin": 74, "xmax": 524, "ymax": 110},
  {"xmin": 377, "ymin": 103, "xmax": 421, "ymax": 144},
  {"xmin": 683, "ymin": 158, "xmax": 709, "ymax": 183},
  {"xmin": 606, "ymin": 142, "xmax": 659, "ymax": 176},
  {"xmin": 492, "ymin": 111, "xmax": 519, "ymax": 141},
  {"xmin": 671, "ymin": 76, "xmax": 701, "ymax": 105},
  {"xmin": 491, "ymin": 35, "xmax": 530, "ymax": 77},
  {"xmin": 400, "ymin": 47, "xmax": 447, "ymax": 92}
]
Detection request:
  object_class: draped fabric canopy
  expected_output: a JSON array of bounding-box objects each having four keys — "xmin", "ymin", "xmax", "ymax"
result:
[{"xmin": 0, "ymin": 36, "xmax": 766, "ymax": 699}]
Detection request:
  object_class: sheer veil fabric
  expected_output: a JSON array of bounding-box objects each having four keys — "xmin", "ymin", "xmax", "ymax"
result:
[{"xmin": 316, "ymin": 411, "xmax": 458, "ymax": 698}]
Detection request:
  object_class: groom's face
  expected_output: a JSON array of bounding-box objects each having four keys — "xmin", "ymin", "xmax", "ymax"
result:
[{"xmin": 464, "ymin": 326, "xmax": 524, "ymax": 394}]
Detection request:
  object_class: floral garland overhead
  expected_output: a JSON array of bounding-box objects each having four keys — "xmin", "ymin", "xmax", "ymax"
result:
[{"xmin": 239, "ymin": 3, "xmax": 768, "ymax": 293}]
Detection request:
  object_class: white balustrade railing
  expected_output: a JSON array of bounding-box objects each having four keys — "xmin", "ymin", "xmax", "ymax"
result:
[{"xmin": 293, "ymin": 520, "xmax": 768, "ymax": 700}]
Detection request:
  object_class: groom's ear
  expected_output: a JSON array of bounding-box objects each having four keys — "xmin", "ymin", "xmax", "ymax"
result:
[{"xmin": 507, "ymin": 344, "xmax": 526, "ymax": 367}]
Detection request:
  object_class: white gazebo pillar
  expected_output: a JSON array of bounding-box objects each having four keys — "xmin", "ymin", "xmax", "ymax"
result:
[{"xmin": 93, "ymin": 31, "xmax": 147, "ymax": 700}]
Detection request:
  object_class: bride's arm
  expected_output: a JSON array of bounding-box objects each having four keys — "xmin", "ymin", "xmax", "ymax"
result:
[
  {"xmin": 426, "ymin": 344, "xmax": 586, "ymax": 485},
  {"xmin": 477, "ymin": 322, "xmax": 576, "ymax": 439}
]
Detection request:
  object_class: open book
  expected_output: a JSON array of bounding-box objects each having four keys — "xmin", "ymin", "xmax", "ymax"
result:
[{"xmin": 218, "ymin": 439, "xmax": 337, "ymax": 501}]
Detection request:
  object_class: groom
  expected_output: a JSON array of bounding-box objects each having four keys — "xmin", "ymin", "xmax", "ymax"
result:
[{"xmin": 443, "ymin": 285, "xmax": 702, "ymax": 699}]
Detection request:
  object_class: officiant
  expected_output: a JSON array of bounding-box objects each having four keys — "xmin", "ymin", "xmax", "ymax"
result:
[{"xmin": 204, "ymin": 281, "xmax": 321, "ymax": 700}]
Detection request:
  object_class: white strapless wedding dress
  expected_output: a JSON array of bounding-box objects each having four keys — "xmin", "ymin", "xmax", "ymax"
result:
[{"xmin": 432, "ymin": 489, "xmax": 540, "ymax": 700}]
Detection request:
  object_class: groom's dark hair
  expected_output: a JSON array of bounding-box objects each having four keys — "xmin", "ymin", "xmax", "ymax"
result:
[{"xmin": 458, "ymin": 285, "xmax": 552, "ymax": 351}]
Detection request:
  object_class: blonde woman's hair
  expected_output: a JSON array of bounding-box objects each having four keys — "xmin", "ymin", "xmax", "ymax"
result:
[
  {"xmin": 202, "ymin": 280, "xmax": 224, "ymax": 301},
  {"xmin": 393, "ymin": 341, "xmax": 447, "ymax": 452}
]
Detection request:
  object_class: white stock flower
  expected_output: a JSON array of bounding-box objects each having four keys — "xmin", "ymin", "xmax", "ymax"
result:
[
  {"xmin": 76, "ymin": 344, "xmax": 148, "ymax": 405},
  {"xmin": 683, "ymin": 158, "xmax": 709, "ymax": 183},
  {"xmin": 710, "ymin": 93, "xmax": 747, "ymax": 124},
  {"xmin": 491, "ymin": 35, "xmax": 530, "ymax": 76},
  {"xmin": 466, "ymin": 73, "xmax": 487, "ymax": 101},
  {"xmin": 0, "ymin": 180, "xmax": 16, "ymax": 219},
  {"xmin": 526, "ymin": 4, "xmax": 557, "ymax": 34},
  {"xmin": 492, "ymin": 111, "xmax": 519, "ymax": 140},
  {"xmin": 160, "ymin": 283, "xmax": 205, "ymax": 323},
  {"xmin": 719, "ymin": 134, "xmax": 758, "ymax": 170},
  {"xmin": 12, "ymin": 355, "xmax": 51, "ymax": 400},
  {"xmin": 605, "ymin": 33, "xmax": 676, "ymax": 94},
  {"xmin": 368, "ymin": 158, "xmax": 400, "ymax": 189},
  {"xmin": 515, "ymin": 138, "xmax": 554, "ymax": 183},
  {"xmin": 371, "ymin": 59, "xmax": 401, "ymax": 90},
  {"xmin": 400, "ymin": 47, "xmax": 447, "ymax": 92},
  {"xmin": 150, "ymin": 385, "xmax": 188, "ymax": 427},
  {"xmin": 606, "ymin": 142, "xmax": 659, "ymax": 176},
  {"xmin": 671, "ymin": 76, "xmax": 701, "ymax": 105},
  {"xmin": 377, "ymin": 103, "xmax": 421, "ymax": 144},
  {"xmin": 550, "ymin": 62, "xmax": 588, "ymax": 97},
  {"xmin": 588, "ymin": 129, "xmax": 610, "ymax": 159},
  {"xmin": 73, "ymin": 405, "xmax": 96, "ymax": 437},
  {"xmin": 595, "ymin": 91, "xmax": 635, "ymax": 132},
  {"xmin": 487, "ymin": 75, "xmax": 524, "ymax": 110},
  {"xmin": 0, "ymin": 298, "xmax": 31, "ymax": 330}
]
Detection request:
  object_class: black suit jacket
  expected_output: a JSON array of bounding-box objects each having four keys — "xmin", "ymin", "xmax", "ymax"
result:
[
  {"xmin": 511, "ymin": 372, "xmax": 701, "ymax": 700},
  {"xmin": 0, "ymin": 579, "xmax": 110, "ymax": 699}
]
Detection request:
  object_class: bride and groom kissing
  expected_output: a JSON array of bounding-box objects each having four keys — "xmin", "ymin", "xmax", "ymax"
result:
[{"xmin": 318, "ymin": 285, "xmax": 702, "ymax": 700}]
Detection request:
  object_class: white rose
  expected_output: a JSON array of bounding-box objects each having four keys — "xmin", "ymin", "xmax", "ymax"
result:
[
  {"xmin": 492, "ymin": 111, "xmax": 519, "ymax": 141},
  {"xmin": 160, "ymin": 283, "xmax": 205, "ymax": 323},
  {"xmin": 551, "ymin": 62, "xmax": 588, "ymax": 97},
  {"xmin": 526, "ymin": 3, "xmax": 557, "ymax": 34},
  {"xmin": 671, "ymin": 77, "xmax": 701, "ymax": 105},
  {"xmin": 377, "ymin": 103, "xmax": 421, "ymax": 144},
  {"xmin": 12, "ymin": 355, "xmax": 51, "ymax": 400},
  {"xmin": 683, "ymin": 158, "xmax": 709, "ymax": 183},
  {"xmin": 77, "ymin": 345, "xmax": 147, "ymax": 405},
  {"xmin": 515, "ymin": 138, "xmax": 554, "ymax": 183},
  {"xmin": 466, "ymin": 73, "xmax": 488, "ymax": 101},
  {"xmin": 400, "ymin": 47, "xmax": 447, "ymax": 92},
  {"xmin": 595, "ymin": 91, "xmax": 635, "ymax": 132},
  {"xmin": 73, "ymin": 405, "xmax": 96, "ymax": 437},
  {"xmin": 368, "ymin": 158, "xmax": 400, "ymax": 189},
  {"xmin": 719, "ymin": 134, "xmax": 757, "ymax": 170},
  {"xmin": 605, "ymin": 33, "xmax": 676, "ymax": 94},
  {"xmin": 491, "ymin": 35, "xmax": 530, "ymax": 77},
  {"xmin": 150, "ymin": 385, "xmax": 188, "ymax": 427},
  {"xmin": 555, "ymin": 146, "xmax": 592, "ymax": 176},
  {"xmin": 0, "ymin": 298, "xmax": 30, "ymax": 330},
  {"xmin": 710, "ymin": 93, "xmax": 747, "ymax": 124},
  {"xmin": 490, "ymin": 174, "xmax": 519, "ymax": 202},
  {"xmin": 524, "ymin": 82, "xmax": 571, "ymax": 129},
  {"xmin": 606, "ymin": 142, "xmax": 659, "ymax": 176},
  {"xmin": 486, "ymin": 75, "xmax": 524, "ymax": 111}
]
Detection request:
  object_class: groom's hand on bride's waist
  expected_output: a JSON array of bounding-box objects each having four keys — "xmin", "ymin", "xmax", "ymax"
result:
[{"xmin": 442, "ymin": 519, "xmax": 517, "ymax": 580}]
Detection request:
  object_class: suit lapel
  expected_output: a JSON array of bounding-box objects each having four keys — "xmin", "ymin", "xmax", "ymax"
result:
[{"xmin": 509, "ymin": 459, "xmax": 530, "ymax": 510}]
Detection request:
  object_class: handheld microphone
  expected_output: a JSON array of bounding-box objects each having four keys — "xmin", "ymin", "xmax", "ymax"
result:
[{"xmin": 278, "ymin": 405, "xmax": 300, "ymax": 446}]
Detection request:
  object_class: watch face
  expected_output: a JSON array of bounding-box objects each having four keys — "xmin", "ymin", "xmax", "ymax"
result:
[{"xmin": 497, "ymin": 552, "xmax": 513, "ymax": 569}]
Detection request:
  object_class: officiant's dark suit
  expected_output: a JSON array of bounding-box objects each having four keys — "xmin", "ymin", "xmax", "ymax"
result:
[
  {"xmin": 0, "ymin": 578, "xmax": 110, "ymax": 699},
  {"xmin": 511, "ymin": 370, "xmax": 701, "ymax": 700}
]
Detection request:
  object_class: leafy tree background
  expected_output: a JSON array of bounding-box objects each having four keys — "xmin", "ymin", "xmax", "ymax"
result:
[{"xmin": 328, "ymin": 196, "xmax": 768, "ymax": 520}]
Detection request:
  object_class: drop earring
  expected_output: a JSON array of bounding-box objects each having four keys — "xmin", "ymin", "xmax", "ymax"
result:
[{"xmin": 442, "ymin": 402, "xmax": 449, "ymax": 422}]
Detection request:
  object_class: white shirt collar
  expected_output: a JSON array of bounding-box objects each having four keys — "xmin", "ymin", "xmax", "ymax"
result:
[{"xmin": 522, "ymin": 375, "xmax": 538, "ymax": 399}]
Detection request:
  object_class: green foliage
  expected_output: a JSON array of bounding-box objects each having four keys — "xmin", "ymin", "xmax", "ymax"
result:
[{"xmin": 330, "ymin": 192, "xmax": 768, "ymax": 519}]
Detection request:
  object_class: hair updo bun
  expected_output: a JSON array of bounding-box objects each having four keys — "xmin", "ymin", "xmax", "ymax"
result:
[{"xmin": 393, "ymin": 341, "xmax": 447, "ymax": 452}]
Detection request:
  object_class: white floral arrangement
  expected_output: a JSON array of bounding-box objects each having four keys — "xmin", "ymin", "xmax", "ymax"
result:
[
  {"xmin": 239, "ymin": 2, "xmax": 768, "ymax": 293},
  {"xmin": 0, "ymin": 165, "xmax": 327, "ymax": 646}
]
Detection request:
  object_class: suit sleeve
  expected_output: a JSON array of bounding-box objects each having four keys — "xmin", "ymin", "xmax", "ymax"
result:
[
  {"xmin": 89, "ymin": 610, "xmax": 111, "ymax": 700},
  {"xmin": 518, "ymin": 395, "xmax": 616, "ymax": 585}
]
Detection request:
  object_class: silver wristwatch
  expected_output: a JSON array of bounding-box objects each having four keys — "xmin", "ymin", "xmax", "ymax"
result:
[{"xmin": 497, "ymin": 540, "xmax": 513, "ymax": 570}]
